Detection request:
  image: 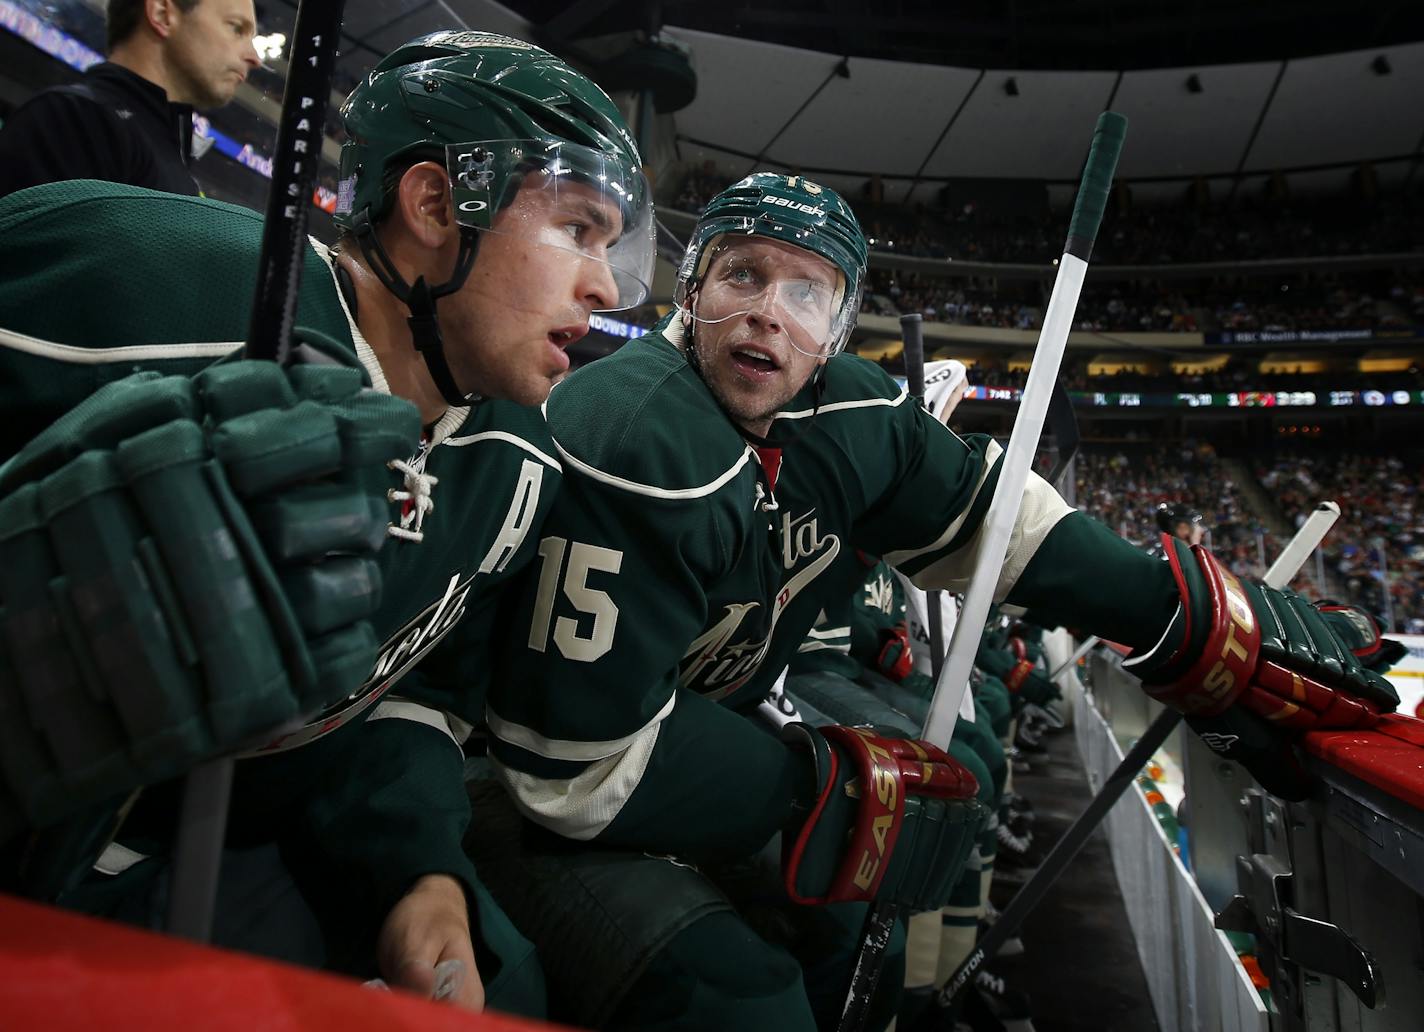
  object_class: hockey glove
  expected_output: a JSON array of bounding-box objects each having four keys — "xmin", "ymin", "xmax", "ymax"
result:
[
  {"xmin": 975, "ymin": 640, "xmax": 1060, "ymax": 709},
  {"xmin": 782, "ymin": 723, "xmax": 986, "ymax": 913},
  {"xmin": 875, "ymin": 624, "xmax": 916, "ymax": 683},
  {"xmin": 0, "ymin": 346, "xmax": 419, "ymax": 833},
  {"xmin": 1126, "ymin": 537, "xmax": 1399, "ymax": 799}
]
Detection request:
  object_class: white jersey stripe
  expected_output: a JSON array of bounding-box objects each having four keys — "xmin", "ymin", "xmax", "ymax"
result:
[
  {"xmin": 775, "ymin": 388, "xmax": 910, "ymax": 421},
  {"xmin": 486, "ymin": 692, "xmax": 677, "ymax": 763},
  {"xmin": 368, "ymin": 698, "xmax": 462, "ymax": 747},
  {"xmin": 443, "ymin": 429, "xmax": 562, "ymax": 470},
  {"xmin": 883, "ymin": 438, "xmax": 1003, "ymax": 569},
  {"xmin": 551, "ymin": 436, "xmax": 754, "ymax": 500},
  {"xmin": 491, "ymin": 721, "xmax": 661, "ymax": 841},
  {"xmin": 0, "ymin": 325, "xmax": 239, "ymax": 364}
]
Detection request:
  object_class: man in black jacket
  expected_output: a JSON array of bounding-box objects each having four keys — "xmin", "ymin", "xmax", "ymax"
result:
[{"xmin": 0, "ymin": 0, "xmax": 260, "ymax": 197}]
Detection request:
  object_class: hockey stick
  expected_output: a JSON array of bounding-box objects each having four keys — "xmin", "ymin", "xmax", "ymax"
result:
[
  {"xmin": 1043, "ymin": 379, "xmax": 1080, "ymax": 491},
  {"xmin": 901, "ymin": 312, "xmax": 926, "ymax": 403},
  {"xmin": 836, "ymin": 112, "xmax": 1128, "ymax": 1031},
  {"xmin": 921, "ymin": 111, "xmax": 1126, "ymax": 751},
  {"xmin": 1050, "ymin": 634, "xmax": 1100, "ymax": 681},
  {"xmin": 898, "ymin": 314, "xmax": 945, "ymax": 680},
  {"xmin": 918, "ymin": 501, "xmax": 1342, "ymax": 1022},
  {"xmin": 833, "ymin": 315, "xmax": 932, "ymax": 1031},
  {"xmin": 166, "ymin": 0, "xmax": 348, "ymax": 940}
]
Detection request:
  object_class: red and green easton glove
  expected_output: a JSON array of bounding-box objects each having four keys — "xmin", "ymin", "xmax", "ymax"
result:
[
  {"xmin": 781, "ymin": 723, "xmax": 986, "ymax": 913},
  {"xmin": 975, "ymin": 635, "xmax": 1060, "ymax": 709},
  {"xmin": 0, "ymin": 339, "xmax": 419, "ymax": 840},
  {"xmin": 1126, "ymin": 537, "xmax": 1400, "ymax": 799},
  {"xmin": 875, "ymin": 623, "xmax": 916, "ymax": 682}
]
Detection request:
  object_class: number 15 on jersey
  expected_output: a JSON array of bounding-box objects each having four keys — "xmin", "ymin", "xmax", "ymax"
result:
[{"xmin": 528, "ymin": 536, "xmax": 623, "ymax": 662}]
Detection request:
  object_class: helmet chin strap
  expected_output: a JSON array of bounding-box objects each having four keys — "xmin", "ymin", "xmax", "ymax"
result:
[
  {"xmin": 680, "ymin": 301, "xmax": 827, "ymax": 451},
  {"xmin": 351, "ymin": 209, "xmax": 481, "ymax": 407}
]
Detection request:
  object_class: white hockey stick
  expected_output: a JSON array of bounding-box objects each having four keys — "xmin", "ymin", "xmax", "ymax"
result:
[
  {"xmin": 1264, "ymin": 501, "xmax": 1340, "ymax": 591},
  {"xmin": 838, "ymin": 111, "xmax": 1127, "ymax": 1032},
  {"xmin": 919, "ymin": 112, "xmax": 1127, "ymax": 752}
]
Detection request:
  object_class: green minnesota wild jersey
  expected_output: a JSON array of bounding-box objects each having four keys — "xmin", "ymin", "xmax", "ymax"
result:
[
  {"xmin": 786, "ymin": 556, "xmax": 896, "ymax": 679},
  {"xmin": 0, "ymin": 180, "xmax": 560, "ymax": 914},
  {"xmin": 488, "ymin": 315, "xmax": 1183, "ymax": 856}
]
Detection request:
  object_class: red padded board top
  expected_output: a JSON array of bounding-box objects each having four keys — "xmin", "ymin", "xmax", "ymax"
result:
[
  {"xmin": 1304, "ymin": 714, "xmax": 1424, "ymax": 812},
  {"xmin": 0, "ymin": 895, "xmax": 567, "ymax": 1032}
]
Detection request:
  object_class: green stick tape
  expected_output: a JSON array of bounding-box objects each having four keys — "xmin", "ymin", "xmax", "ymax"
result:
[{"xmin": 1065, "ymin": 111, "xmax": 1128, "ymax": 260}]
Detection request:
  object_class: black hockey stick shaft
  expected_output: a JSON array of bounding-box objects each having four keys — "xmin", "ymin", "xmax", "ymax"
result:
[
  {"xmin": 245, "ymin": 4, "xmax": 347, "ymax": 364},
  {"xmin": 832, "ymin": 314, "xmax": 932, "ymax": 1030},
  {"xmin": 901, "ymin": 312, "xmax": 926, "ymax": 401},
  {"xmin": 903, "ymin": 307, "xmax": 946, "ymax": 741},
  {"xmin": 920, "ymin": 708, "xmax": 1183, "ymax": 1021},
  {"xmin": 1044, "ymin": 379, "xmax": 1080, "ymax": 490},
  {"xmin": 166, "ymin": 0, "xmax": 347, "ymax": 941}
]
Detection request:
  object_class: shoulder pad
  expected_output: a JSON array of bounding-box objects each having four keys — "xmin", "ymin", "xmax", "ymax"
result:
[
  {"xmin": 544, "ymin": 329, "xmax": 751, "ymax": 499},
  {"xmin": 772, "ymin": 353, "xmax": 910, "ymax": 427}
]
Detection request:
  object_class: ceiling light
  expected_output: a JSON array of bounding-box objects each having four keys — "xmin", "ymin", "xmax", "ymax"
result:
[{"xmin": 254, "ymin": 32, "xmax": 287, "ymax": 61}]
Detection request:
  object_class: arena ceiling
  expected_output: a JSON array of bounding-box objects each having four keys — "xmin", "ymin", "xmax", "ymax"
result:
[{"xmin": 262, "ymin": 1, "xmax": 1424, "ymax": 199}]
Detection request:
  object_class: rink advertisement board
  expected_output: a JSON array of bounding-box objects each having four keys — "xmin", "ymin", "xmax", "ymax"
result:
[
  {"xmin": 1389, "ymin": 633, "xmax": 1424, "ymax": 718},
  {"xmin": 1207, "ymin": 327, "xmax": 1424, "ymax": 346},
  {"xmin": 953, "ymin": 385, "xmax": 1424, "ymax": 409}
]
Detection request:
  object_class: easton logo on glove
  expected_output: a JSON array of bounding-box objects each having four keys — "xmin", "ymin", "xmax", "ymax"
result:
[
  {"xmin": 1195, "ymin": 565, "xmax": 1258, "ymax": 711},
  {"xmin": 1131, "ymin": 536, "xmax": 1398, "ymax": 730},
  {"xmin": 835, "ymin": 727, "xmax": 902, "ymax": 893},
  {"xmin": 1004, "ymin": 659, "xmax": 1035, "ymax": 694},
  {"xmin": 781, "ymin": 722, "xmax": 980, "ymax": 908}
]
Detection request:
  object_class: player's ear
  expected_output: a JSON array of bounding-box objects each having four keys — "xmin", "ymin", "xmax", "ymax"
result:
[
  {"xmin": 147, "ymin": 0, "xmax": 176, "ymax": 38},
  {"xmin": 393, "ymin": 161, "xmax": 456, "ymax": 249}
]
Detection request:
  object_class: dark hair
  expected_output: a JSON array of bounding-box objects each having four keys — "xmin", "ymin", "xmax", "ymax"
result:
[{"xmin": 107, "ymin": 0, "xmax": 201, "ymax": 53}]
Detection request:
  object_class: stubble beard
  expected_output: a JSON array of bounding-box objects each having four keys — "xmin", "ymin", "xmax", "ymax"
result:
[{"xmin": 691, "ymin": 334, "xmax": 792, "ymax": 433}]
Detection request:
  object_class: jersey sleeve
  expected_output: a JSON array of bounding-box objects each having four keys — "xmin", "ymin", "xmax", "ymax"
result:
[
  {"xmin": 869, "ymin": 427, "xmax": 1073, "ymax": 600},
  {"xmin": 250, "ymin": 685, "xmax": 482, "ymax": 942},
  {"xmin": 1006, "ymin": 509, "xmax": 1181, "ymax": 651},
  {"xmin": 825, "ymin": 358, "xmax": 1179, "ymax": 652}
]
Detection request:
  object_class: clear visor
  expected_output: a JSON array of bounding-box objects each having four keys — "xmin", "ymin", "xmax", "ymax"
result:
[
  {"xmin": 686, "ymin": 238, "xmax": 855, "ymax": 359},
  {"xmin": 680, "ymin": 218, "xmax": 862, "ymax": 358},
  {"xmin": 447, "ymin": 140, "xmax": 656, "ymax": 311}
]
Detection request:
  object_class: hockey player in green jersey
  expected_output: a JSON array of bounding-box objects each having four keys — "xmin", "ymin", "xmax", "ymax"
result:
[
  {"xmin": 470, "ymin": 171, "xmax": 1401, "ymax": 1030},
  {"xmin": 0, "ymin": 31, "xmax": 653, "ymax": 1014}
]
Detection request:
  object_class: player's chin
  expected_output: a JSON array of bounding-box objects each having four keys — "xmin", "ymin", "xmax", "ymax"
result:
[{"xmin": 509, "ymin": 376, "xmax": 558, "ymax": 407}]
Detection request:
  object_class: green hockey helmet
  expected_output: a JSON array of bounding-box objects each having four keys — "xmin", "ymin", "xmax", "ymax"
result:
[
  {"xmin": 334, "ymin": 30, "xmax": 656, "ymax": 311},
  {"xmin": 1155, "ymin": 503, "xmax": 1203, "ymax": 535},
  {"xmin": 675, "ymin": 172, "xmax": 868, "ymax": 358}
]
